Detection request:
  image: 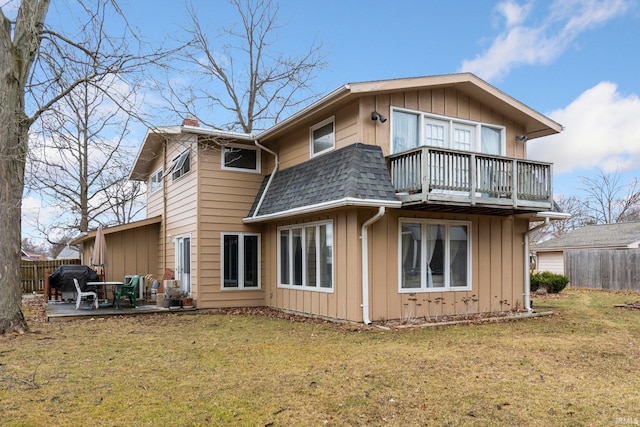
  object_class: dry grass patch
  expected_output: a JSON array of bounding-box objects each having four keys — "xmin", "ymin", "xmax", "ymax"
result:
[{"xmin": 2, "ymin": 288, "xmax": 640, "ymax": 426}]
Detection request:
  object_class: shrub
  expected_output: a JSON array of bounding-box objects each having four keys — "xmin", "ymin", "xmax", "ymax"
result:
[{"xmin": 530, "ymin": 271, "xmax": 569, "ymax": 293}]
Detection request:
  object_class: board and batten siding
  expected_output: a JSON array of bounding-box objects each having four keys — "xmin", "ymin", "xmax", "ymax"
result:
[
  {"xmin": 367, "ymin": 210, "xmax": 527, "ymax": 322},
  {"xmin": 261, "ymin": 208, "xmax": 527, "ymax": 323},
  {"xmin": 196, "ymin": 142, "xmax": 265, "ymax": 308},
  {"xmin": 357, "ymin": 88, "xmax": 527, "ymax": 159},
  {"xmin": 261, "ymin": 209, "xmax": 362, "ymax": 322}
]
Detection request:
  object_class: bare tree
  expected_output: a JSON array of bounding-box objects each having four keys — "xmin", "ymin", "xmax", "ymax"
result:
[
  {"xmin": 528, "ymin": 195, "xmax": 589, "ymax": 244},
  {"xmin": 26, "ymin": 76, "xmax": 143, "ymax": 239},
  {"xmin": 579, "ymin": 169, "xmax": 640, "ymax": 224},
  {"xmin": 0, "ymin": 0, "xmax": 172, "ymax": 334},
  {"xmin": 159, "ymin": 0, "xmax": 327, "ymax": 133}
]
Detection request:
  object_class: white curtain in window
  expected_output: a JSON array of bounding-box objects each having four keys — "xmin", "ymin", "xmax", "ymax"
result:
[
  {"xmin": 425, "ymin": 224, "xmax": 439, "ymax": 287},
  {"xmin": 393, "ymin": 111, "xmax": 419, "ymax": 153},
  {"xmin": 481, "ymin": 126, "xmax": 501, "ymax": 155}
]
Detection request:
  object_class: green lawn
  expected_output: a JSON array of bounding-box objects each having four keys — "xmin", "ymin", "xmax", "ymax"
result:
[{"xmin": 2, "ymin": 288, "xmax": 640, "ymax": 426}]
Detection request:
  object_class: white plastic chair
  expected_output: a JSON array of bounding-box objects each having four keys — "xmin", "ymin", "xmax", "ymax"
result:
[{"xmin": 74, "ymin": 278, "xmax": 98, "ymax": 309}]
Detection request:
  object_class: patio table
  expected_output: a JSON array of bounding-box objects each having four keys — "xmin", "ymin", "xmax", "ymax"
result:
[{"xmin": 87, "ymin": 281, "xmax": 125, "ymax": 307}]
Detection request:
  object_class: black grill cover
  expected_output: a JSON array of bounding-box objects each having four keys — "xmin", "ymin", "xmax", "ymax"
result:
[{"xmin": 49, "ymin": 265, "xmax": 100, "ymax": 292}]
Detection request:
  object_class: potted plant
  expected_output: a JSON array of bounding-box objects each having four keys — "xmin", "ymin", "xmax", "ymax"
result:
[
  {"xmin": 164, "ymin": 283, "xmax": 184, "ymax": 309},
  {"xmin": 181, "ymin": 295, "xmax": 193, "ymax": 308}
]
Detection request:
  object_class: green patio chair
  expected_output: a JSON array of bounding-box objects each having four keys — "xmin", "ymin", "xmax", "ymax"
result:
[{"xmin": 114, "ymin": 275, "xmax": 140, "ymax": 309}]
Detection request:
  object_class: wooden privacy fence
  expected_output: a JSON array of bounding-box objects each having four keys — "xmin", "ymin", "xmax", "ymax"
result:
[
  {"xmin": 21, "ymin": 259, "xmax": 80, "ymax": 293},
  {"xmin": 565, "ymin": 249, "xmax": 640, "ymax": 291}
]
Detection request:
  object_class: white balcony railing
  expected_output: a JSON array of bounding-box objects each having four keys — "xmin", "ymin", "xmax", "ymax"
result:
[{"xmin": 387, "ymin": 147, "xmax": 553, "ymax": 210}]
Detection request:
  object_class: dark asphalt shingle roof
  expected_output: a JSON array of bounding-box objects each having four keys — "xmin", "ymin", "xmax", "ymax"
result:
[
  {"xmin": 532, "ymin": 222, "xmax": 640, "ymax": 251},
  {"xmin": 247, "ymin": 143, "xmax": 399, "ymax": 218}
]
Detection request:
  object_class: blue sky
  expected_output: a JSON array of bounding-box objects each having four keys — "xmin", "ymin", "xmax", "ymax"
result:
[
  {"xmin": 8, "ymin": 0, "xmax": 640, "ymax": 243},
  {"xmin": 119, "ymin": 0, "xmax": 639, "ymax": 194}
]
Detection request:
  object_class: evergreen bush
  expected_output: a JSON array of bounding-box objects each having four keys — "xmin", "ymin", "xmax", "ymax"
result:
[{"xmin": 530, "ymin": 271, "xmax": 569, "ymax": 293}]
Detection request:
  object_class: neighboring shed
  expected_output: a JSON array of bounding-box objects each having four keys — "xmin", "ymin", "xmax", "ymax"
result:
[{"xmin": 532, "ymin": 222, "xmax": 640, "ymax": 275}]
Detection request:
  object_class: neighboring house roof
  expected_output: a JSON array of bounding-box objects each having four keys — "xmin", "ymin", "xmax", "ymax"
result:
[
  {"xmin": 532, "ymin": 222, "xmax": 640, "ymax": 252},
  {"xmin": 244, "ymin": 143, "xmax": 401, "ymax": 223},
  {"xmin": 55, "ymin": 246, "xmax": 80, "ymax": 260}
]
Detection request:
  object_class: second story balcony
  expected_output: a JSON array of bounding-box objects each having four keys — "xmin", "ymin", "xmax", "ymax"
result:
[{"xmin": 387, "ymin": 147, "xmax": 554, "ymax": 214}]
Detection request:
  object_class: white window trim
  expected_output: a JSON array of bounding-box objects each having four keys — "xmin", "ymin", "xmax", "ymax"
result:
[
  {"xmin": 277, "ymin": 220, "xmax": 334, "ymax": 293},
  {"xmin": 163, "ymin": 148, "xmax": 191, "ymax": 181},
  {"xmin": 221, "ymin": 143, "xmax": 261, "ymax": 173},
  {"xmin": 221, "ymin": 232, "xmax": 261, "ymax": 290},
  {"xmin": 398, "ymin": 218, "xmax": 472, "ymax": 293},
  {"xmin": 309, "ymin": 116, "xmax": 335, "ymax": 157},
  {"xmin": 391, "ymin": 107, "xmax": 505, "ymax": 155},
  {"xmin": 174, "ymin": 234, "xmax": 192, "ymax": 295},
  {"xmin": 149, "ymin": 168, "xmax": 163, "ymax": 194}
]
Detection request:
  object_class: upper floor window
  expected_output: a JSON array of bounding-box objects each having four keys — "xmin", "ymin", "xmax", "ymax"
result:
[
  {"xmin": 149, "ymin": 168, "xmax": 163, "ymax": 194},
  {"xmin": 392, "ymin": 109, "xmax": 504, "ymax": 156},
  {"xmin": 310, "ymin": 116, "xmax": 335, "ymax": 157},
  {"xmin": 167, "ymin": 149, "xmax": 190, "ymax": 181},
  {"xmin": 222, "ymin": 144, "xmax": 260, "ymax": 173}
]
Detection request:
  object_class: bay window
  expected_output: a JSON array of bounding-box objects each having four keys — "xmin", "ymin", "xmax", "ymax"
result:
[{"xmin": 279, "ymin": 221, "xmax": 333, "ymax": 291}]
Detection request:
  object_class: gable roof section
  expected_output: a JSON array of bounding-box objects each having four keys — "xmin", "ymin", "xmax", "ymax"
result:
[
  {"xmin": 244, "ymin": 144, "xmax": 401, "ymax": 223},
  {"xmin": 532, "ymin": 222, "xmax": 640, "ymax": 251},
  {"xmin": 129, "ymin": 125, "xmax": 254, "ymax": 181},
  {"xmin": 257, "ymin": 73, "xmax": 563, "ymax": 142}
]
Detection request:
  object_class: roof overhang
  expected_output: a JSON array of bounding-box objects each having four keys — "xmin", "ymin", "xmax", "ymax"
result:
[
  {"xmin": 257, "ymin": 72, "xmax": 562, "ymax": 142},
  {"xmin": 70, "ymin": 216, "xmax": 163, "ymax": 245},
  {"xmin": 129, "ymin": 126, "xmax": 254, "ymax": 181},
  {"xmin": 516, "ymin": 211, "xmax": 572, "ymax": 222},
  {"xmin": 243, "ymin": 197, "xmax": 402, "ymax": 224}
]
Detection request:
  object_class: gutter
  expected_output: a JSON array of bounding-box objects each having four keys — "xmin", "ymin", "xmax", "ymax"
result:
[
  {"xmin": 243, "ymin": 198, "xmax": 402, "ymax": 224},
  {"xmin": 251, "ymin": 139, "xmax": 279, "ymax": 218},
  {"xmin": 361, "ymin": 206, "xmax": 386, "ymax": 325}
]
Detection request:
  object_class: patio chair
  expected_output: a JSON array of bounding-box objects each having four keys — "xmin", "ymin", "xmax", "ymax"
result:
[
  {"xmin": 73, "ymin": 278, "xmax": 98, "ymax": 310},
  {"xmin": 114, "ymin": 275, "xmax": 140, "ymax": 309}
]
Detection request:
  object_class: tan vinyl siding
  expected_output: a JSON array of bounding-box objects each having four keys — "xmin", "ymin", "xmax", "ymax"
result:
[
  {"xmin": 162, "ymin": 137, "xmax": 198, "ymax": 295},
  {"xmin": 536, "ymin": 251, "xmax": 565, "ymax": 275},
  {"xmin": 196, "ymin": 142, "xmax": 265, "ymax": 308}
]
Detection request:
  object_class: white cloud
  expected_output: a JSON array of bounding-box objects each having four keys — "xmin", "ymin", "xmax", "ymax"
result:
[
  {"xmin": 528, "ymin": 82, "xmax": 640, "ymax": 174},
  {"xmin": 460, "ymin": 0, "xmax": 632, "ymax": 81}
]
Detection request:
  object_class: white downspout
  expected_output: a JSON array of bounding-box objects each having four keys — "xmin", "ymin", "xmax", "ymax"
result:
[
  {"xmin": 252, "ymin": 139, "xmax": 279, "ymax": 218},
  {"xmin": 361, "ymin": 206, "xmax": 386, "ymax": 325},
  {"xmin": 523, "ymin": 217, "xmax": 550, "ymax": 312}
]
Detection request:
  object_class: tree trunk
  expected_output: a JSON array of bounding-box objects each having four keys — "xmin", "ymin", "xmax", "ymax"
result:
[
  {"xmin": 0, "ymin": 0, "xmax": 51, "ymax": 334},
  {"xmin": 0, "ymin": 92, "xmax": 30, "ymax": 334}
]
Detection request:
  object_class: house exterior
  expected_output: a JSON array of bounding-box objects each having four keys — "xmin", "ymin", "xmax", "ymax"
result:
[
  {"xmin": 76, "ymin": 73, "xmax": 567, "ymax": 323},
  {"xmin": 532, "ymin": 222, "xmax": 640, "ymax": 275}
]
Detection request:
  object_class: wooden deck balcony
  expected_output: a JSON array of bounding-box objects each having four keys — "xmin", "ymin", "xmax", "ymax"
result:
[{"xmin": 387, "ymin": 147, "xmax": 554, "ymax": 213}]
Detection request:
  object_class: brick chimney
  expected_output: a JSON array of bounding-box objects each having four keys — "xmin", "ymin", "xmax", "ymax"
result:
[{"xmin": 182, "ymin": 116, "xmax": 199, "ymax": 127}]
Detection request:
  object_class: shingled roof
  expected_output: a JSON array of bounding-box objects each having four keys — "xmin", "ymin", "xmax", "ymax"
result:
[
  {"xmin": 532, "ymin": 222, "xmax": 640, "ymax": 251},
  {"xmin": 245, "ymin": 143, "xmax": 401, "ymax": 222}
]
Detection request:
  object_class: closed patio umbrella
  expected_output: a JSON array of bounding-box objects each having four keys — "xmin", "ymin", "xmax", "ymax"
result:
[{"xmin": 91, "ymin": 225, "xmax": 108, "ymax": 282}]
